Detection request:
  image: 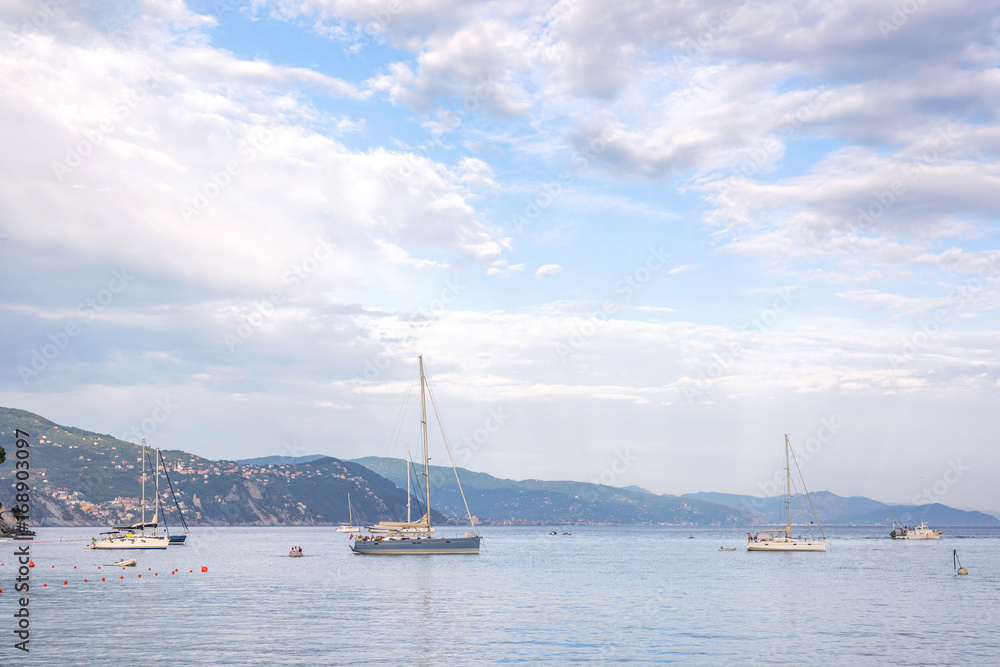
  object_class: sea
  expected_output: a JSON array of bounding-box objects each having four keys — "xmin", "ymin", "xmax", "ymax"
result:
[{"xmin": 4, "ymin": 525, "xmax": 998, "ymax": 665}]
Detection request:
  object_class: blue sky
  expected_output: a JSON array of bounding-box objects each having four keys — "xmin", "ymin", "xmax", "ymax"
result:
[{"xmin": 2, "ymin": 0, "xmax": 1000, "ymax": 513}]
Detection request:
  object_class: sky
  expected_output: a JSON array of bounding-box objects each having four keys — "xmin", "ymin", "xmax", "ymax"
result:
[{"xmin": 2, "ymin": 0, "xmax": 999, "ymax": 513}]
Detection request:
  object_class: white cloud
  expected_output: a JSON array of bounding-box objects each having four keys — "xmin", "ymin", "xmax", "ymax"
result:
[
  {"xmin": 486, "ymin": 259, "xmax": 525, "ymax": 278},
  {"xmin": 668, "ymin": 264, "xmax": 698, "ymax": 276},
  {"xmin": 374, "ymin": 240, "xmax": 448, "ymax": 270},
  {"xmin": 534, "ymin": 264, "xmax": 562, "ymax": 278}
]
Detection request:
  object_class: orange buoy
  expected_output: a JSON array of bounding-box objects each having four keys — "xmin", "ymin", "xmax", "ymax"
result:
[
  {"xmin": 120, "ymin": 576, "xmax": 123, "ymax": 579},
  {"xmin": 28, "ymin": 561, "xmax": 34, "ymax": 567},
  {"xmin": 63, "ymin": 581, "xmax": 67, "ymax": 585},
  {"xmin": 138, "ymin": 574, "xmax": 141, "ymax": 578},
  {"xmin": 154, "ymin": 573, "xmax": 158, "ymax": 576},
  {"xmin": 84, "ymin": 579, "xmax": 88, "ymax": 582},
  {"xmin": 101, "ymin": 578, "xmax": 105, "ymax": 581},
  {"xmin": 43, "ymin": 584, "xmax": 47, "ymax": 587},
  {"xmin": 73, "ymin": 566, "xmax": 77, "ymax": 569},
  {"xmin": 201, "ymin": 566, "xmax": 208, "ymax": 572},
  {"xmin": 98, "ymin": 566, "xmax": 101, "ymax": 569}
]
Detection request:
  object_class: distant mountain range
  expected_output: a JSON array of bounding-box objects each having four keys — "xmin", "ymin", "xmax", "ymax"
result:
[
  {"xmin": 681, "ymin": 492, "xmax": 1000, "ymax": 527},
  {"xmin": 2, "ymin": 406, "xmax": 997, "ymax": 527},
  {"xmin": 353, "ymin": 456, "xmax": 743, "ymax": 526}
]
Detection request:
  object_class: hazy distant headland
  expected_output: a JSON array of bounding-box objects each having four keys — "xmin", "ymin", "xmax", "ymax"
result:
[{"xmin": 3, "ymin": 406, "xmax": 996, "ymax": 528}]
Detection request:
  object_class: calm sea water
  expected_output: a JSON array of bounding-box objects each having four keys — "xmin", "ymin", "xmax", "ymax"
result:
[{"xmin": 4, "ymin": 526, "xmax": 998, "ymax": 665}]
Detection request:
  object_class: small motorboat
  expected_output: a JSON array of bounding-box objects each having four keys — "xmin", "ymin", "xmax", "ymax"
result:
[
  {"xmin": 114, "ymin": 559, "xmax": 138, "ymax": 567},
  {"xmin": 289, "ymin": 549, "xmax": 303, "ymax": 557},
  {"xmin": 562, "ymin": 532, "xmax": 571, "ymax": 536},
  {"xmin": 719, "ymin": 547, "xmax": 737, "ymax": 551},
  {"xmin": 549, "ymin": 530, "xmax": 557, "ymax": 535}
]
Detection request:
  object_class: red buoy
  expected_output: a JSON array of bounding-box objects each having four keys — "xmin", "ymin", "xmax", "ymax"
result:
[{"xmin": 201, "ymin": 566, "xmax": 208, "ymax": 572}]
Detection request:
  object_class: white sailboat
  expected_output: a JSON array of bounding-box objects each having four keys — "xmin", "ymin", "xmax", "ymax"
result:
[
  {"xmin": 747, "ymin": 434, "xmax": 828, "ymax": 553},
  {"xmin": 351, "ymin": 356, "xmax": 481, "ymax": 554},
  {"xmin": 87, "ymin": 438, "xmax": 169, "ymax": 550},
  {"xmin": 335, "ymin": 493, "xmax": 363, "ymax": 533},
  {"xmin": 890, "ymin": 519, "xmax": 942, "ymax": 539}
]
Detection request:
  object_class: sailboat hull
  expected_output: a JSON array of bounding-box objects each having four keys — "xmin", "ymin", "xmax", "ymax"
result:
[
  {"xmin": 351, "ymin": 536, "xmax": 481, "ymax": 555},
  {"xmin": 747, "ymin": 539, "xmax": 827, "ymax": 552},
  {"xmin": 88, "ymin": 535, "xmax": 170, "ymax": 550}
]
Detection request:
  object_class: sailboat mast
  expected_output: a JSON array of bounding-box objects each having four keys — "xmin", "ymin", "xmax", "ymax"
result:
[
  {"xmin": 141, "ymin": 438, "xmax": 146, "ymax": 526},
  {"xmin": 153, "ymin": 446, "xmax": 161, "ymax": 533},
  {"xmin": 419, "ymin": 355, "xmax": 431, "ymax": 532},
  {"xmin": 785, "ymin": 434, "xmax": 792, "ymax": 535}
]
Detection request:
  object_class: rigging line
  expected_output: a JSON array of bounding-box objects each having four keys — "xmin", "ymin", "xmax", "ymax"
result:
[
  {"xmin": 382, "ymin": 362, "xmax": 419, "ymax": 461},
  {"xmin": 423, "ymin": 375, "xmax": 478, "ymax": 536},
  {"xmin": 789, "ymin": 475, "xmax": 813, "ymax": 540},
  {"xmin": 158, "ymin": 449, "xmax": 189, "ymax": 532},
  {"xmin": 788, "ymin": 438, "xmax": 825, "ymax": 540}
]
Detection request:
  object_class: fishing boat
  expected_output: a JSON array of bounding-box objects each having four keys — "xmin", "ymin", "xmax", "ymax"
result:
[
  {"xmin": 351, "ymin": 356, "xmax": 482, "ymax": 555},
  {"xmin": 747, "ymin": 434, "xmax": 828, "ymax": 552},
  {"xmin": 890, "ymin": 520, "xmax": 942, "ymax": 540},
  {"xmin": 87, "ymin": 439, "xmax": 169, "ymax": 550},
  {"xmin": 335, "ymin": 493, "xmax": 362, "ymax": 533}
]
